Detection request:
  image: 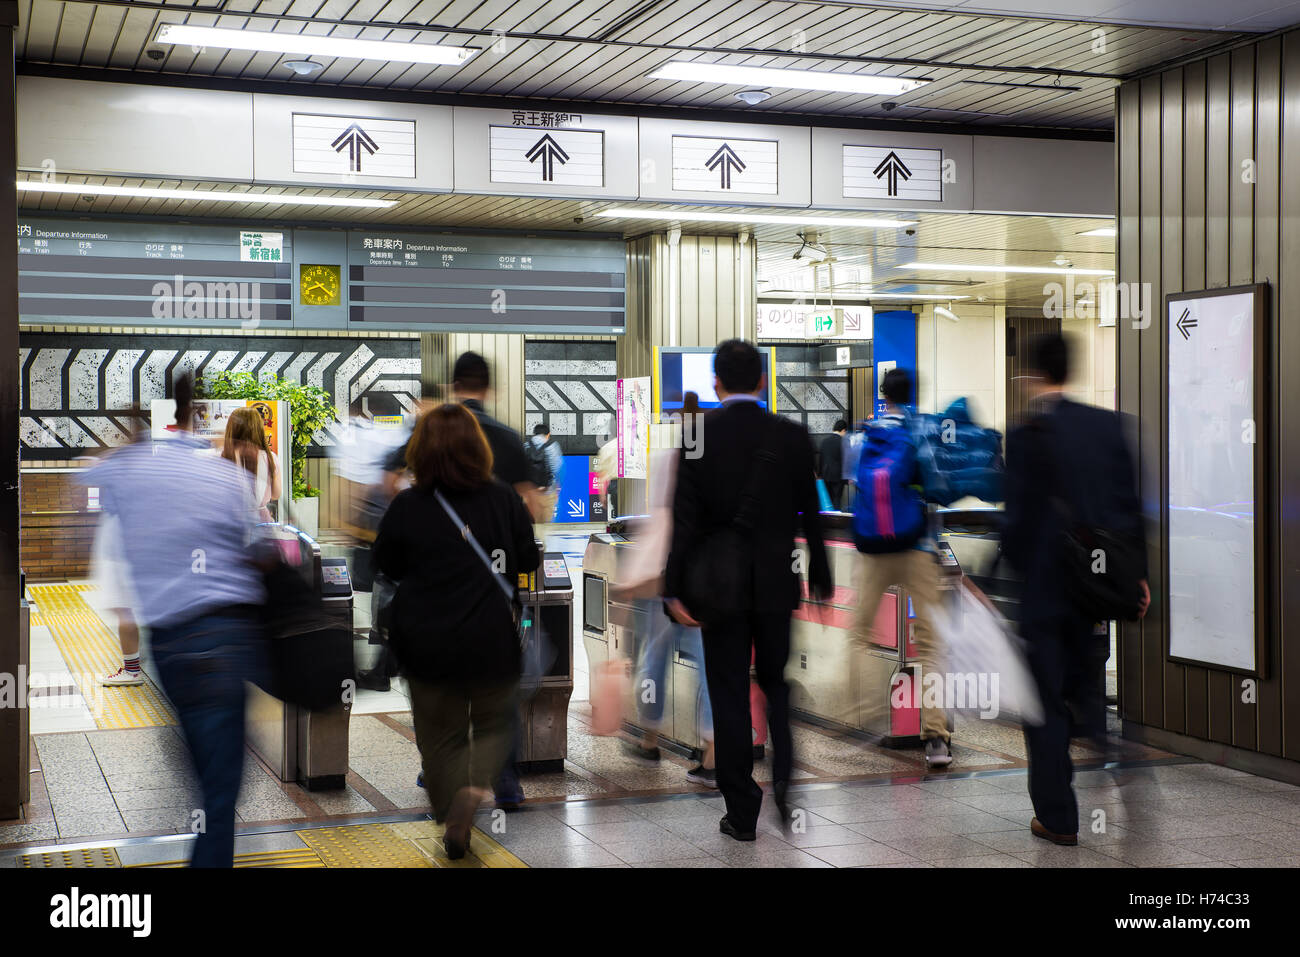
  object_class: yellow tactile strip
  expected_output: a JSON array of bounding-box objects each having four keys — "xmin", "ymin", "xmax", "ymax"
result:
[
  {"xmin": 20, "ymin": 822, "xmax": 527, "ymax": 869},
  {"xmin": 19, "ymin": 847, "xmax": 121, "ymax": 868},
  {"xmin": 27, "ymin": 583, "xmax": 176, "ymax": 730}
]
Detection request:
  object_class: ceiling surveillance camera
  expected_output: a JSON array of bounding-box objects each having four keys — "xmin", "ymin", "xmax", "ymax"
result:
[
  {"xmin": 573, "ymin": 216, "xmax": 585, "ymax": 224},
  {"xmin": 881, "ymin": 101, "xmax": 898, "ymax": 111},
  {"xmin": 146, "ymin": 49, "xmax": 165, "ymax": 61},
  {"xmin": 905, "ymin": 228, "xmax": 916, "ymax": 236}
]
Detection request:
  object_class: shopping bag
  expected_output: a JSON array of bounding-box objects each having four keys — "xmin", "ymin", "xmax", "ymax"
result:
[
  {"xmin": 931, "ymin": 579, "xmax": 1043, "ymax": 726},
  {"xmin": 816, "ymin": 479, "xmax": 834, "ymax": 513},
  {"xmin": 590, "ymin": 659, "xmax": 630, "ymax": 736}
]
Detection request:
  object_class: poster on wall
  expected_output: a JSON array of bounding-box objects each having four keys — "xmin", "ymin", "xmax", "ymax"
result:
[
  {"xmin": 1166, "ymin": 284, "xmax": 1269, "ymax": 675},
  {"xmin": 617, "ymin": 376, "xmax": 651, "ymax": 479}
]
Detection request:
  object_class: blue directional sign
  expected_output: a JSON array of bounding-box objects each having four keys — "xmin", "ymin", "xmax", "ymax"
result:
[{"xmin": 554, "ymin": 454, "xmax": 592, "ymax": 523}]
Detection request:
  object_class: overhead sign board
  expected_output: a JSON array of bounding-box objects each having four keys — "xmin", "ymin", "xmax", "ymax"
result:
[
  {"xmin": 454, "ymin": 108, "xmax": 638, "ymax": 199},
  {"xmin": 843, "ymin": 145, "xmax": 942, "ymax": 202},
  {"xmin": 639, "ymin": 118, "xmax": 811, "ymax": 206},
  {"xmin": 671, "ymin": 135, "xmax": 778, "ymax": 194},
  {"xmin": 757, "ymin": 303, "xmax": 871, "ymax": 341},
  {"xmin": 292, "ymin": 113, "xmax": 416, "ymax": 178},
  {"xmin": 252, "ymin": 93, "xmax": 452, "ymax": 191},
  {"xmin": 490, "ymin": 126, "xmax": 604, "ymax": 187}
]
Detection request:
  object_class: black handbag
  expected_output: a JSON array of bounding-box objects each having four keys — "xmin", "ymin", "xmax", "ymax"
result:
[
  {"xmin": 680, "ymin": 423, "xmax": 780, "ymax": 628},
  {"xmin": 257, "ymin": 557, "xmax": 356, "ymax": 711}
]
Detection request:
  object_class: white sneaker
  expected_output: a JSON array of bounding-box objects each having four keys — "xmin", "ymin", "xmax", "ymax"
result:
[{"xmin": 102, "ymin": 667, "xmax": 143, "ymax": 687}]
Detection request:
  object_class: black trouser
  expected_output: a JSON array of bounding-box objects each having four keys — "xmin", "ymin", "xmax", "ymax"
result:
[
  {"xmin": 1022, "ymin": 615, "xmax": 1109, "ymax": 835},
  {"xmin": 701, "ymin": 610, "xmax": 794, "ymax": 833},
  {"xmin": 825, "ymin": 479, "xmax": 845, "ymax": 511}
]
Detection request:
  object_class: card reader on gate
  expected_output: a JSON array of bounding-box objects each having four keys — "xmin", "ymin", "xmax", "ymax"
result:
[
  {"xmin": 320, "ymin": 557, "xmax": 352, "ymax": 597},
  {"xmin": 541, "ymin": 552, "xmax": 571, "ymax": 590}
]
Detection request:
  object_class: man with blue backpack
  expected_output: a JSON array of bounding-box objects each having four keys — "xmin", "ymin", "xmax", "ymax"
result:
[{"xmin": 850, "ymin": 368, "xmax": 953, "ymax": 768}]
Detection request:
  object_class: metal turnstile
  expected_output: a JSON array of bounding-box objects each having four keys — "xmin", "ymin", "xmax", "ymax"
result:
[
  {"xmin": 516, "ymin": 549, "xmax": 575, "ymax": 772},
  {"xmin": 246, "ymin": 525, "xmax": 353, "ymax": 790}
]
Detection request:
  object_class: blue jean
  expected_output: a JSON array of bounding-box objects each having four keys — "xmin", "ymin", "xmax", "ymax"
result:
[
  {"xmin": 150, "ymin": 608, "xmax": 265, "ymax": 868},
  {"xmin": 634, "ymin": 598, "xmax": 713, "ymax": 740}
]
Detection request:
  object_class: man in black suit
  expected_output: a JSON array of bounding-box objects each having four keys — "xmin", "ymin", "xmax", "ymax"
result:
[
  {"xmin": 1004, "ymin": 333, "xmax": 1149, "ymax": 846},
  {"xmin": 818, "ymin": 419, "xmax": 848, "ymax": 510},
  {"xmin": 664, "ymin": 339, "xmax": 832, "ymax": 841}
]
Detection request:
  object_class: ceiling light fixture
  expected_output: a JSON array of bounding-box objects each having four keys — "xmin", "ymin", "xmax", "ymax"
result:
[
  {"xmin": 285, "ymin": 60, "xmax": 324, "ymax": 76},
  {"xmin": 648, "ymin": 62, "xmax": 929, "ymax": 96},
  {"xmin": 1079, "ymin": 226, "xmax": 1117, "ymax": 237},
  {"xmin": 155, "ymin": 24, "xmax": 477, "ymax": 66},
  {"xmin": 18, "ymin": 181, "xmax": 398, "ymax": 209},
  {"xmin": 597, "ymin": 208, "xmax": 916, "ymax": 229},
  {"xmin": 758, "ymin": 290, "xmax": 969, "ymax": 301},
  {"xmin": 900, "ymin": 261, "xmax": 1113, "ymax": 276}
]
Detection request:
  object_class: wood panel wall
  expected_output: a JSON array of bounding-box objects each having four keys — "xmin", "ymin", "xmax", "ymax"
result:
[{"xmin": 1117, "ymin": 31, "xmax": 1300, "ymax": 761}]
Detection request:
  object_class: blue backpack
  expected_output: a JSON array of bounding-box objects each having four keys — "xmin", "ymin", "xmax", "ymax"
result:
[{"xmin": 853, "ymin": 422, "xmax": 926, "ymax": 554}]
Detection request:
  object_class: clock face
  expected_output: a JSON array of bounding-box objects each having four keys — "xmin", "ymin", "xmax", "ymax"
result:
[{"xmin": 299, "ymin": 264, "xmax": 341, "ymax": 306}]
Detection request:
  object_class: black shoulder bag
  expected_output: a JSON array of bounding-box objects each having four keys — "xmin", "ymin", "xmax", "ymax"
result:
[
  {"xmin": 680, "ymin": 420, "xmax": 781, "ymax": 628},
  {"xmin": 1047, "ymin": 415, "xmax": 1145, "ymax": 622}
]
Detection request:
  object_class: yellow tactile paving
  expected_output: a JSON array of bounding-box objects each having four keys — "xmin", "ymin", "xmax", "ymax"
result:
[
  {"xmin": 27, "ymin": 583, "xmax": 176, "ymax": 730},
  {"xmin": 128, "ymin": 849, "xmax": 326, "ymax": 869},
  {"xmin": 19, "ymin": 847, "xmax": 121, "ymax": 868},
  {"xmin": 17, "ymin": 821, "xmax": 526, "ymax": 869}
]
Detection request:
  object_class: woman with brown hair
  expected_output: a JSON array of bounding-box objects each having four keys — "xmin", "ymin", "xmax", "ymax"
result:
[
  {"xmin": 219, "ymin": 406, "xmax": 281, "ymax": 523},
  {"xmin": 373, "ymin": 403, "xmax": 539, "ymax": 859}
]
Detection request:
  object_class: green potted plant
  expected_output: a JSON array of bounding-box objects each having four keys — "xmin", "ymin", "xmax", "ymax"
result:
[{"xmin": 197, "ymin": 370, "xmax": 337, "ymax": 537}]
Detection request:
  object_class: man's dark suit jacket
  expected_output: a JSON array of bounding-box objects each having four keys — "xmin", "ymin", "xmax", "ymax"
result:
[
  {"xmin": 665, "ymin": 399, "xmax": 831, "ymax": 615},
  {"xmin": 1004, "ymin": 396, "xmax": 1146, "ymax": 630}
]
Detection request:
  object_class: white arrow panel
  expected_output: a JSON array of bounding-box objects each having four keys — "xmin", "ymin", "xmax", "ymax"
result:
[
  {"xmin": 28, "ymin": 348, "xmax": 70, "ymax": 410},
  {"xmin": 292, "ymin": 113, "xmax": 416, "ymax": 179},
  {"xmin": 843, "ymin": 145, "xmax": 943, "ymax": 201},
  {"xmin": 104, "ymin": 350, "xmax": 144, "ymax": 409},
  {"xmin": 672, "ymin": 135, "xmax": 778, "ymax": 194},
  {"xmin": 282, "ymin": 352, "xmax": 316, "ymax": 384},
  {"xmin": 489, "ymin": 126, "xmax": 604, "ymax": 187},
  {"xmin": 68, "ymin": 349, "xmax": 109, "ymax": 410}
]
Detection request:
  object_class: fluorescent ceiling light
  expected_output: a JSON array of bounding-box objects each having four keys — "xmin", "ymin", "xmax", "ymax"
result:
[
  {"xmin": 18, "ymin": 181, "xmax": 398, "ymax": 209},
  {"xmin": 155, "ymin": 24, "xmax": 477, "ymax": 66},
  {"xmin": 901, "ymin": 261, "xmax": 1113, "ymax": 276},
  {"xmin": 1079, "ymin": 226, "xmax": 1117, "ymax": 238},
  {"xmin": 597, "ymin": 208, "xmax": 915, "ymax": 229},
  {"xmin": 759, "ymin": 291, "xmax": 968, "ymax": 301},
  {"xmin": 648, "ymin": 61, "xmax": 928, "ymax": 97}
]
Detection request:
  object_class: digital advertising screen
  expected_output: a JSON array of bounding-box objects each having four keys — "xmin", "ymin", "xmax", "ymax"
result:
[{"xmin": 656, "ymin": 346, "xmax": 773, "ymax": 414}]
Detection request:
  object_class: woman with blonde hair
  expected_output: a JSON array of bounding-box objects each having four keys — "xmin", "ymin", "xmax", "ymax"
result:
[{"xmin": 220, "ymin": 406, "xmax": 281, "ymax": 523}]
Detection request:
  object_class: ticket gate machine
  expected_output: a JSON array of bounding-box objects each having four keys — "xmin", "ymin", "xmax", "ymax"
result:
[
  {"xmin": 246, "ymin": 525, "xmax": 354, "ymax": 790},
  {"xmin": 516, "ymin": 548, "xmax": 575, "ymax": 772}
]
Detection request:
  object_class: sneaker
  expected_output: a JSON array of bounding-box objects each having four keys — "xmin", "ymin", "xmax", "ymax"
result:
[
  {"xmin": 924, "ymin": 737, "xmax": 953, "ymax": 768},
  {"xmin": 623, "ymin": 741, "xmax": 661, "ymax": 765},
  {"xmin": 102, "ymin": 668, "xmax": 143, "ymax": 687},
  {"xmin": 686, "ymin": 765, "xmax": 718, "ymax": 788}
]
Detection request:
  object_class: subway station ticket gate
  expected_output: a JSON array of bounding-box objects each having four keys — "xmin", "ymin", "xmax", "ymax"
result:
[
  {"xmin": 516, "ymin": 551, "xmax": 575, "ymax": 772},
  {"xmin": 246, "ymin": 525, "xmax": 353, "ymax": 790}
]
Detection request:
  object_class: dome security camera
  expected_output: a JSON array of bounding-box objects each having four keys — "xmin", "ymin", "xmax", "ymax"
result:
[
  {"xmin": 905, "ymin": 228, "xmax": 916, "ymax": 236},
  {"xmin": 881, "ymin": 101, "xmax": 898, "ymax": 111},
  {"xmin": 573, "ymin": 216, "xmax": 585, "ymax": 225}
]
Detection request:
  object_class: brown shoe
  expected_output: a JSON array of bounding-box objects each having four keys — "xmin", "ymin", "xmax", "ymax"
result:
[{"xmin": 1031, "ymin": 817, "xmax": 1078, "ymax": 846}]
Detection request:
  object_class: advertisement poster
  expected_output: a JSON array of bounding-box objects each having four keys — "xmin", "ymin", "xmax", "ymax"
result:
[
  {"xmin": 245, "ymin": 399, "xmax": 277, "ymax": 450},
  {"xmin": 616, "ymin": 376, "xmax": 651, "ymax": 479}
]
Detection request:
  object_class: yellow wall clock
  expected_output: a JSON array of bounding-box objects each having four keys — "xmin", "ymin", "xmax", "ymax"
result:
[{"xmin": 299, "ymin": 264, "xmax": 342, "ymax": 306}]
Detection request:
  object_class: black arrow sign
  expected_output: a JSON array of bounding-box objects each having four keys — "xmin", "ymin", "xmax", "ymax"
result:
[
  {"xmin": 526, "ymin": 134, "xmax": 571, "ymax": 182},
  {"xmin": 332, "ymin": 123, "xmax": 380, "ymax": 173},
  {"xmin": 872, "ymin": 150, "xmax": 913, "ymax": 197},
  {"xmin": 706, "ymin": 142, "xmax": 746, "ymax": 189},
  {"xmin": 1176, "ymin": 307, "xmax": 1197, "ymax": 340}
]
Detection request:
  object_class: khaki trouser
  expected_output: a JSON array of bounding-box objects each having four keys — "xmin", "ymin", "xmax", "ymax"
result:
[
  {"xmin": 849, "ymin": 548, "xmax": 950, "ymax": 743},
  {"xmin": 540, "ymin": 488, "xmax": 559, "ymax": 524},
  {"xmin": 407, "ymin": 676, "xmax": 518, "ymax": 822}
]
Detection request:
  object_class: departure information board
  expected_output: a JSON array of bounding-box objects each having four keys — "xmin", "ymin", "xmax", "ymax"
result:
[
  {"xmin": 18, "ymin": 219, "xmax": 293, "ymax": 327},
  {"xmin": 347, "ymin": 230, "xmax": 625, "ymax": 334}
]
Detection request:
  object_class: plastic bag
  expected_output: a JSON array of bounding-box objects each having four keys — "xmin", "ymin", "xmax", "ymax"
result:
[
  {"xmin": 590, "ymin": 659, "xmax": 630, "ymax": 736},
  {"xmin": 931, "ymin": 579, "xmax": 1043, "ymax": 726}
]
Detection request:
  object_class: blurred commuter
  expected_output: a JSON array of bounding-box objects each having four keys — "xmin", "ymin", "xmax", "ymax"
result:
[
  {"xmin": 219, "ymin": 406, "xmax": 281, "ymax": 523},
  {"xmin": 452, "ymin": 351, "xmax": 539, "ymax": 808},
  {"xmin": 373, "ymin": 403, "xmax": 539, "ymax": 858},
  {"xmin": 94, "ymin": 511, "xmax": 142, "ymax": 687},
  {"xmin": 1004, "ymin": 333, "xmax": 1149, "ymax": 846},
  {"xmin": 616, "ymin": 408, "xmax": 716, "ymax": 787},
  {"xmin": 664, "ymin": 339, "xmax": 832, "ymax": 840},
  {"xmin": 850, "ymin": 368, "xmax": 952, "ymax": 768},
  {"xmin": 819, "ymin": 419, "xmax": 848, "ymax": 510},
  {"xmin": 594, "ymin": 430, "xmax": 619, "ymax": 518},
  {"xmin": 527, "ymin": 423, "xmax": 563, "ymax": 523},
  {"xmin": 80, "ymin": 373, "xmax": 266, "ymax": 867}
]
